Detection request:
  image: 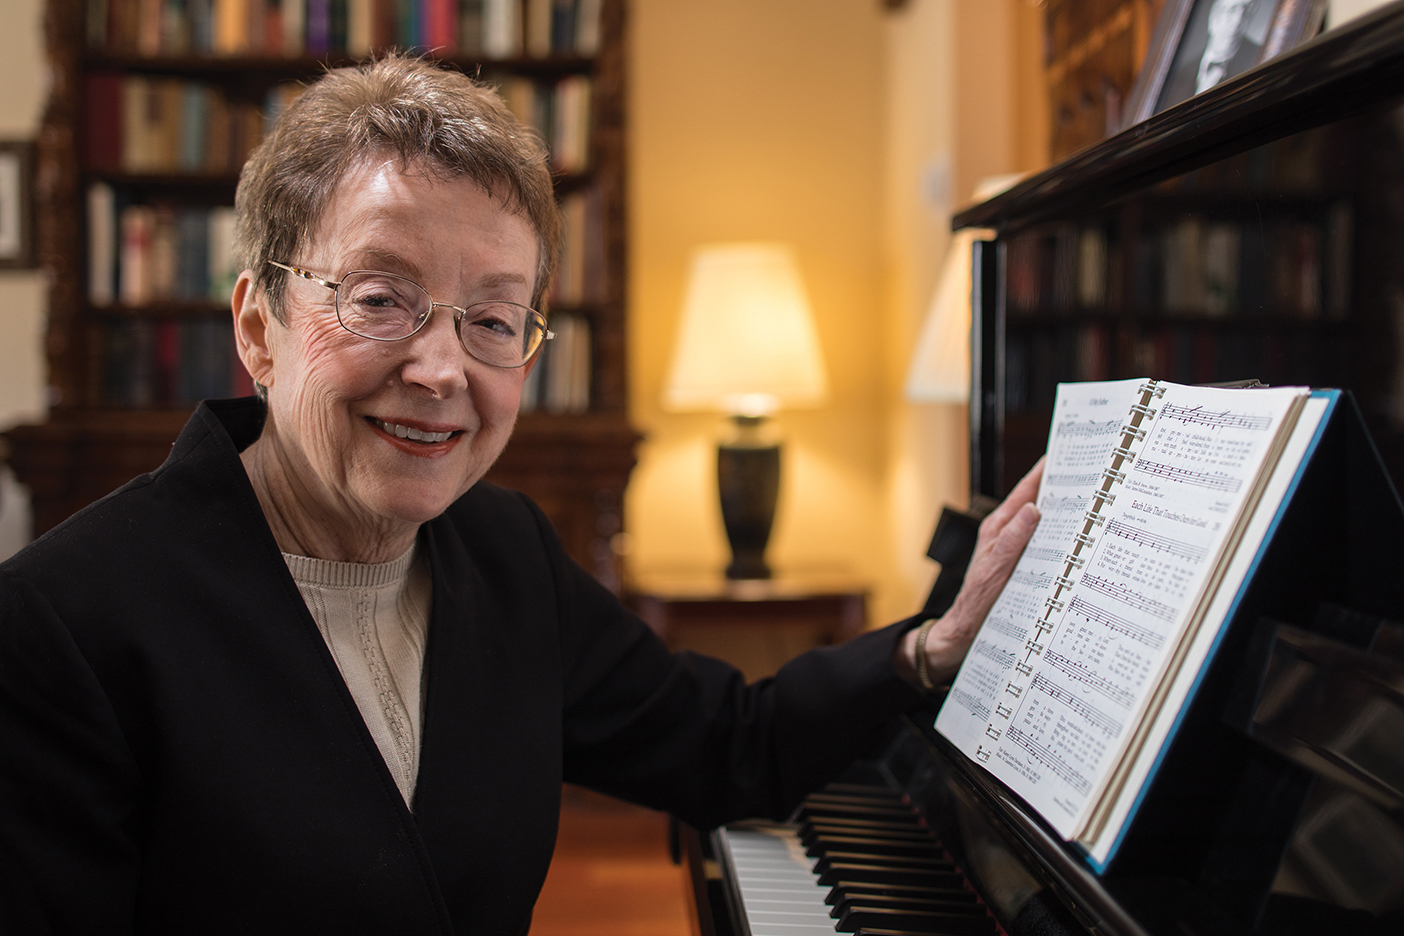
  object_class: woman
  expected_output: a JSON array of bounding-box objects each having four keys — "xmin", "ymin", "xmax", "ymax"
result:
[{"xmin": 0, "ymin": 56, "xmax": 1041, "ymax": 933}]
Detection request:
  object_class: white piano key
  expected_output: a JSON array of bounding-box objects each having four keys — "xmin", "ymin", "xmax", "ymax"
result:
[{"xmin": 719, "ymin": 825, "xmax": 838, "ymax": 936}]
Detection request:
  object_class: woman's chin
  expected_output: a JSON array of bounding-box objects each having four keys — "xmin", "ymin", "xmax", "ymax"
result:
[{"xmin": 358, "ymin": 486, "xmax": 465, "ymax": 528}]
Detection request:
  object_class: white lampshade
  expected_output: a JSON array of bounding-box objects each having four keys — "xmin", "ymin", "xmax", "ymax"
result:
[
  {"xmin": 906, "ymin": 175, "xmax": 1023, "ymax": 404},
  {"xmin": 905, "ymin": 228, "xmax": 983, "ymax": 403},
  {"xmin": 663, "ymin": 243, "xmax": 829, "ymax": 416}
]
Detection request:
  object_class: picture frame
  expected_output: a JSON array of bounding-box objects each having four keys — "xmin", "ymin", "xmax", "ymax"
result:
[
  {"xmin": 1121, "ymin": 0, "xmax": 1329, "ymax": 131},
  {"xmin": 0, "ymin": 140, "xmax": 36, "ymax": 270}
]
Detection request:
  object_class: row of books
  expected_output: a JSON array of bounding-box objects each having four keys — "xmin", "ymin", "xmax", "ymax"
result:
[
  {"xmin": 497, "ymin": 75, "xmax": 591, "ymax": 174},
  {"xmin": 89, "ymin": 186, "xmax": 602, "ymax": 310},
  {"xmin": 520, "ymin": 312, "xmax": 588, "ymax": 413},
  {"xmin": 1004, "ymin": 322, "xmax": 1345, "ymax": 412},
  {"xmin": 89, "ymin": 185, "xmax": 240, "ymax": 307},
  {"xmin": 86, "ymin": 0, "xmax": 603, "ymax": 60},
  {"xmin": 1005, "ymin": 206, "xmax": 1352, "ymax": 320},
  {"xmin": 552, "ymin": 187, "xmax": 603, "ymax": 306},
  {"xmin": 101, "ymin": 317, "xmax": 253, "ymax": 407},
  {"xmin": 84, "ymin": 70, "xmax": 588, "ymax": 177},
  {"xmin": 84, "ymin": 73, "xmax": 300, "ymax": 175}
]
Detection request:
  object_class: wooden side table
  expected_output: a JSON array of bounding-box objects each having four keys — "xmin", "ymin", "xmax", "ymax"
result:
[{"xmin": 625, "ymin": 572, "xmax": 868, "ymax": 682}]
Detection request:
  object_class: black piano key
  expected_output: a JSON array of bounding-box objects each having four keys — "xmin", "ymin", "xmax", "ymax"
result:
[
  {"xmin": 826, "ymin": 880, "xmax": 956, "ymax": 905},
  {"xmin": 800, "ymin": 815, "xmax": 928, "ymax": 834},
  {"xmin": 803, "ymin": 797, "xmax": 910, "ymax": 813},
  {"xmin": 829, "ymin": 892, "xmax": 984, "ymax": 918},
  {"xmin": 838, "ymin": 907, "xmax": 997, "ymax": 935},
  {"xmin": 798, "ymin": 803, "xmax": 918, "ymax": 822},
  {"xmin": 806, "ymin": 790, "xmax": 906, "ymax": 806},
  {"xmin": 802, "ymin": 826, "xmax": 934, "ymax": 847},
  {"xmin": 806, "ymin": 835, "xmax": 947, "ymax": 859},
  {"xmin": 813, "ymin": 852, "xmax": 958, "ymax": 875},
  {"xmin": 818, "ymin": 865, "xmax": 968, "ymax": 888}
]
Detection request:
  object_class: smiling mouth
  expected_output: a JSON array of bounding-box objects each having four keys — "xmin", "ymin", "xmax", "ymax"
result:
[{"xmin": 368, "ymin": 417, "xmax": 462, "ymax": 444}]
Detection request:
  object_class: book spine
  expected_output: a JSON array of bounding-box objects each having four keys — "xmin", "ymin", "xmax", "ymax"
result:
[
  {"xmin": 482, "ymin": 0, "xmax": 519, "ymax": 58},
  {"xmin": 974, "ymin": 379, "xmax": 1165, "ymax": 766},
  {"xmin": 458, "ymin": 0, "xmax": 483, "ymax": 54},
  {"xmin": 87, "ymin": 183, "xmax": 116, "ymax": 306},
  {"xmin": 347, "ymin": 0, "xmax": 372, "ymax": 53},
  {"xmin": 283, "ymin": 0, "xmax": 305, "ymax": 53},
  {"xmin": 574, "ymin": 0, "xmax": 600, "ymax": 55},
  {"xmin": 305, "ymin": 0, "xmax": 329, "ymax": 53},
  {"xmin": 329, "ymin": 0, "xmax": 348, "ymax": 51}
]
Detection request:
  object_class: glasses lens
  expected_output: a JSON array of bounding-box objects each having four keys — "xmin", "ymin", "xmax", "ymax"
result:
[
  {"xmin": 459, "ymin": 302, "xmax": 546, "ymax": 368},
  {"xmin": 336, "ymin": 271, "xmax": 431, "ymax": 340}
]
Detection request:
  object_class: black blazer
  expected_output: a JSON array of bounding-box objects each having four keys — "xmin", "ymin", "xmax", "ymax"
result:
[{"xmin": 0, "ymin": 398, "xmax": 924, "ymax": 935}]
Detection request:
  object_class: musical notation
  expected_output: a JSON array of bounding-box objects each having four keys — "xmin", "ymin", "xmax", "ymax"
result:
[
  {"xmin": 1104, "ymin": 518, "xmax": 1207, "ymax": 562},
  {"xmin": 1067, "ymin": 596, "xmax": 1166, "ymax": 650},
  {"xmin": 1079, "ymin": 574, "xmax": 1177, "ymax": 623},
  {"xmin": 1044, "ymin": 650, "xmax": 1137, "ymax": 709},
  {"xmin": 1004, "ymin": 726, "xmax": 1092, "ymax": 796},
  {"xmin": 973, "ymin": 638, "xmax": 1017, "ymax": 671},
  {"xmin": 1054, "ymin": 419, "xmax": 1122, "ymax": 438},
  {"xmin": 1047, "ymin": 472, "xmax": 1102, "ymax": 488},
  {"xmin": 984, "ymin": 614, "xmax": 1028, "ymax": 644},
  {"xmin": 1025, "ymin": 545, "xmax": 1071, "ymax": 564},
  {"xmin": 1159, "ymin": 403, "xmax": 1273, "ymax": 432},
  {"xmin": 1031, "ymin": 672, "xmax": 1123, "ymax": 737},
  {"xmin": 1135, "ymin": 459, "xmax": 1243, "ymax": 494},
  {"xmin": 948, "ymin": 687, "xmax": 991, "ymax": 722}
]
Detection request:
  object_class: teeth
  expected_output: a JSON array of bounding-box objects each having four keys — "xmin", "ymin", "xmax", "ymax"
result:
[{"xmin": 373, "ymin": 418, "xmax": 453, "ymax": 444}]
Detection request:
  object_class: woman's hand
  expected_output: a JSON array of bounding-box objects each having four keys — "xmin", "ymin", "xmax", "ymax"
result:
[{"xmin": 896, "ymin": 458, "xmax": 1044, "ymax": 689}]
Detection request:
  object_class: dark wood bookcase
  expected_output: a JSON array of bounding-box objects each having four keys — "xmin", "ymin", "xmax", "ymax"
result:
[
  {"xmin": 3, "ymin": 0, "xmax": 638, "ymax": 589},
  {"xmin": 960, "ymin": 3, "xmax": 1404, "ymax": 506}
]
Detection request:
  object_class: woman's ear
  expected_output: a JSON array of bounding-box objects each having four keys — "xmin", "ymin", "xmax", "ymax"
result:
[{"xmin": 232, "ymin": 269, "xmax": 275, "ymax": 389}]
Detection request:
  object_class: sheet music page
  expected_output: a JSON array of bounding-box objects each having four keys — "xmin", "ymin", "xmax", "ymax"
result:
[
  {"xmin": 937, "ymin": 380, "xmax": 1306, "ymax": 840},
  {"xmin": 936, "ymin": 380, "xmax": 1141, "ymax": 759}
]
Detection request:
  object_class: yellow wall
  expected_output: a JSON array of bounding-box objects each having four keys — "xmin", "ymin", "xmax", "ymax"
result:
[
  {"xmin": 627, "ymin": 0, "xmax": 891, "ymax": 602},
  {"xmin": 628, "ymin": 0, "xmax": 1047, "ymax": 625}
]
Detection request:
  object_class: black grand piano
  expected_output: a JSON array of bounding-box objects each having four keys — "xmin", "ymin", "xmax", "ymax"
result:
[{"xmin": 688, "ymin": 6, "xmax": 1404, "ymax": 935}]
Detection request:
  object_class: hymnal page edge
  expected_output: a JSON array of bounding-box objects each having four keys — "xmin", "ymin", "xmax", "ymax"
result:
[
  {"xmin": 1076, "ymin": 389, "xmax": 1310, "ymax": 843},
  {"xmin": 1081, "ymin": 390, "xmax": 1337, "ymax": 868}
]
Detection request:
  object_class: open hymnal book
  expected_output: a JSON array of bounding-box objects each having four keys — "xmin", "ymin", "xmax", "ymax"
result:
[{"xmin": 936, "ymin": 378, "xmax": 1333, "ymax": 868}]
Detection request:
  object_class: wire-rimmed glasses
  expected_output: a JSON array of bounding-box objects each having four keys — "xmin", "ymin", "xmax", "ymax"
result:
[{"xmin": 268, "ymin": 261, "xmax": 553, "ymax": 369}]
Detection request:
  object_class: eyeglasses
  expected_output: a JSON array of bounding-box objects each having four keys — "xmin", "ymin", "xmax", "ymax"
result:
[{"xmin": 268, "ymin": 261, "xmax": 553, "ymax": 369}]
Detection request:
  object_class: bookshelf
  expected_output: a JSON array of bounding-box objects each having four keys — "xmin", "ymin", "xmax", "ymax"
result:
[
  {"xmin": 959, "ymin": 4, "xmax": 1404, "ymax": 503},
  {"xmin": 1044, "ymin": 0, "xmax": 1167, "ymax": 162},
  {"xmin": 3, "ymin": 0, "xmax": 637, "ymax": 589}
]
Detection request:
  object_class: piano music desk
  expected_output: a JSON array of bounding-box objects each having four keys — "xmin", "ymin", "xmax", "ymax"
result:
[{"xmin": 625, "ymin": 572, "xmax": 869, "ymax": 682}]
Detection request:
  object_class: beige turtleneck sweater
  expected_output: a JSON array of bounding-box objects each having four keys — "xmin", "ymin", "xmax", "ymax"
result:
[{"xmin": 282, "ymin": 546, "xmax": 432, "ymax": 805}]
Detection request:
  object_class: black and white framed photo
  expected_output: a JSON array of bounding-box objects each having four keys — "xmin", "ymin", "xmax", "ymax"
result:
[
  {"xmin": 0, "ymin": 140, "xmax": 35, "ymax": 270},
  {"xmin": 1122, "ymin": 0, "xmax": 1328, "ymax": 130}
]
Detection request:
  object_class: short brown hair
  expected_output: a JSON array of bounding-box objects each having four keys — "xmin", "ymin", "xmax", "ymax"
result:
[{"xmin": 234, "ymin": 53, "xmax": 559, "ymax": 322}]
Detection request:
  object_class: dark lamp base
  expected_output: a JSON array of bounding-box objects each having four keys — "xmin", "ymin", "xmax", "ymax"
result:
[{"xmin": 717, "ymin": 416, "xmax": 781, "ymax": 580}]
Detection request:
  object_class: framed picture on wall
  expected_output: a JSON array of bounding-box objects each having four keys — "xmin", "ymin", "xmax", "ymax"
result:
[
  {"xmin": 1122, "ymin": 0, "xmax": 1328, "ymax": 130},
  {"xmin": 0, "ymin": 141, "xmax": 36, "ymax": 269}
]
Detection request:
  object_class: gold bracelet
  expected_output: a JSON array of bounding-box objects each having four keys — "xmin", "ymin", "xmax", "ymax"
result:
[{"xmin": 914, "ymin": 617, "xmax": 939, "ymax": 691}]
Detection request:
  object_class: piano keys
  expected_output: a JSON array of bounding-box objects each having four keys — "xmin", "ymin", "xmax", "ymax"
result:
[
  {"xmin": 716, "ymin": 783, "xmax": 998, "ymax": 936},
  {"xmin": 694, "ymin": 706, "xmax": 1404, "ymax": 936}
]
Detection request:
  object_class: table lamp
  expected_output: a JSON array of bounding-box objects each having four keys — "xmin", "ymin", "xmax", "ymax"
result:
[{"xmin": 663, "ymin": 243, "xmax": 829, "ymax": 579}]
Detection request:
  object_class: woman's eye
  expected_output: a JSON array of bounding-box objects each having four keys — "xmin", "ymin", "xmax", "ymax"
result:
[{"xmin": 467, "ymin": 306, "xmax": 520, "ymax": 338}]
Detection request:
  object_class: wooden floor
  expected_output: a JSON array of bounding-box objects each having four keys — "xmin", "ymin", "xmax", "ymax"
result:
[{"xmin": 528, "ymin": 786, "xmax": 695, "ymax": 936}]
